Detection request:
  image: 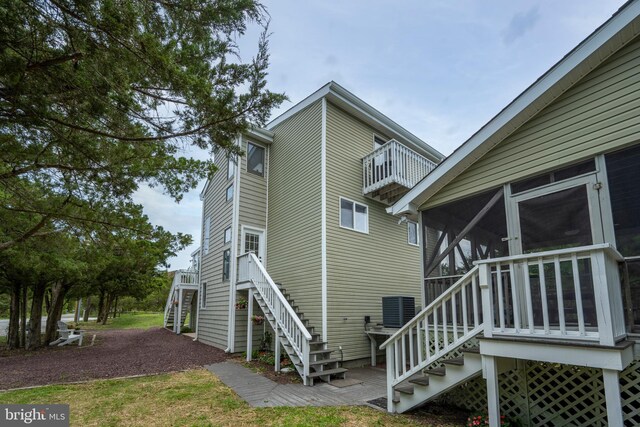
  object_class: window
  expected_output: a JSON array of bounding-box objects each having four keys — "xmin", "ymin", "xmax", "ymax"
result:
[
  {"xmin": 247, "ymin": 142, "xmax": 265, "ymax": 176},
  {"xmin": 204, "ymin": 217, "xmax": 211, "ymax": 255},
  {"xmin": 340, "ymin": 198, "xmax": 368, "ymax": 233},
  {"xmin": 200, "ymin": 282, "xmax": 207, "ymax": 309},
  {"xmin": 224, "ymin": 227, "xmax": 232, "ymax": 244},
  {"xmin": 408, "ymin": 221, "xmax": 419, "ymax": 246},
  {"xmin": 226, "ymin": 184, "xmax": 234, "ymax": 202},
  {"xmin": 222, "ymin": 249, "xmax": 230, "ymax": 281},
  {"xmin": 227, "ymin": 156, "xmax": 235, "ymax": 180}
]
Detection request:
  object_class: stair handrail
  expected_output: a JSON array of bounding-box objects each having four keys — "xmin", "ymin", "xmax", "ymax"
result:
[
  {"xmin": 163, "ymin": 274, "xmax": 178, "ymax": 327},
  {"xmin": 380, "ymin": 265, "xmax": 483, "ymax": 390},
  {"xmin": 238, "ymin": 253, "xmax": 312, "ymax": 368}
]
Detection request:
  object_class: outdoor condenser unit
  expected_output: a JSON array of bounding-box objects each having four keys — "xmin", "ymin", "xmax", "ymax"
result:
[{"xmin": 382, "ymin": 296, "xmax": 415, "ymax": 328}]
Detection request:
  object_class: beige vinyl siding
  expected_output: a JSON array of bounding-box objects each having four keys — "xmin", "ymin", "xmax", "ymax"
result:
[
  {"xmin": 234, "ymin": 137, "xmax": 269, "ymax": 350},
  {"xmin": 197, "ymin": 154, "xmax": 235, "ymax": 349},
  {"xmin": 325, "ymin": 101, "xmax": 422, "ymax": 361},
  {"xmin": 425, "ymin": 35, "xmax": 640, "ymax": 209},
  {"xmin": 267, "ymin": 101, "xmax": 323, "ymax": 334}
]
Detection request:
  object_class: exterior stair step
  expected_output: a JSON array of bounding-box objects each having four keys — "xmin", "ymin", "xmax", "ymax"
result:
[
  {"xmin": 395, "ymin": 385, "xmax": 414, "ymax": 395},
  {"xmin": 443, "ymin": 357, "xmax": 465, "ymax": 366},
  {"xmin": 307, "ymin": 367, "xmax": 348, "ymax": 378},
  {"xmin": 310, "ymin": 349, "xmax": 333, "ymax": 355},
  {"xmin": 462, "ymin": 346, "xmax": 480, "ymax": 354},
  {"xmin": 309, "ymin": 357, "xmax": 341, "ymax": 366},
  {"xmin": 409, "ymin": 376, "xmax": 430, "ymax": 386},
  {"xmin": 425, "ymin": 367, "xmax": 447, "ymax": 376}
]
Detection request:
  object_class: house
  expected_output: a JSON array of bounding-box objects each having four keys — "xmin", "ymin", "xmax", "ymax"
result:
[
  {"xmin": 382, "ymin": 1, "xmax": 640, "ymax": 425},
  {"xmin": 164, "ymin": 82, "xmax": 443, "ymax": 384}
]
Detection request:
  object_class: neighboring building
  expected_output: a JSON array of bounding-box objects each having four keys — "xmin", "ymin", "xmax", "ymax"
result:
[
  {"xmin": 177, "ymin": 82, "xmax": 443, "ymax": 384},
  {"xmin": 384, "ymin": 1, "xmax": 640, "ymax": 425}
]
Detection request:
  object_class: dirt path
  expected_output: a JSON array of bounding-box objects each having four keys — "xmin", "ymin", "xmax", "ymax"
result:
[{"xmin": 0, "ymin": 328, "xmax": 228, "ymax": 390}]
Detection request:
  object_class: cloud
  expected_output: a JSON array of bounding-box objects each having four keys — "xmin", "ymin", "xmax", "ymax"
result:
[{"xmin": 503, "ymin": 6, "xmax": 540, "ymax": 44}]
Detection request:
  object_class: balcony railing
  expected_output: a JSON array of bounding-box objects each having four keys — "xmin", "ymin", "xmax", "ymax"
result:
[{"xmin": 362, "ymin": 139, "xmax": 437, "ymax": 204}]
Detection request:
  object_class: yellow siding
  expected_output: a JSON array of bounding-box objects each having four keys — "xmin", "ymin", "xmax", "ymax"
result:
[
  {"xmin": 198, "ymin": 153, "xmax": 234, "ymax": 349},
  {"xmin": 325, "ymin": 101, "xmax": 422, "ymax": 361},
  {"xmin": 425, "ymin": 35, "xmax": 640, "ymax": 208},
  {"xmin": 267, "ymin": 101, "xmax": 323, "ymax": 333}
]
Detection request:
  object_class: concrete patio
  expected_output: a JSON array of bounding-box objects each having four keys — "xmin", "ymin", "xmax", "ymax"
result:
[{"xmin": 206, "ymin": 362, "xmax": 387, "ymax": 408}]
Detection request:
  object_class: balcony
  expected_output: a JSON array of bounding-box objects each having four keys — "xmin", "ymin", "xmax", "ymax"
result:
[{"xmin": 362, "ymin": 139, "xmax": 437, "ymax": 205}]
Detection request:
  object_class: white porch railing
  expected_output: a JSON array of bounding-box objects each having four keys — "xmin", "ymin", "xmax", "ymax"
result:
[
  {"xmin": 237, "ymin": 253, "xmax": 312, "ymax": 381},
  {"xmin": 362, "ymin": 139, "xmax": 437, "ymax": 195},
  {"xmin": 163, "ymin": 270, "xmax": 198, "ymax": 327},
  {"xmin": 380, "ymin": 266, "xmax": 483, "ymax": 411},
  {"xmin": 476, "ymin": 243, "xmax": 626, "ymax": 346}
]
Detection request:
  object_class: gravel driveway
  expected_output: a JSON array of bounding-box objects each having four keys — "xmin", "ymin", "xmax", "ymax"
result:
[{"xmin": 0, "ymin": 328, "xmax": 228, "ymax": 390}]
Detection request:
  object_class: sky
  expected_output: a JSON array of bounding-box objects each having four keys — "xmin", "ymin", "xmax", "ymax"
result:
[{"xmin": 134, "ymin": 0, "xmax": 629, "ymax": 269}]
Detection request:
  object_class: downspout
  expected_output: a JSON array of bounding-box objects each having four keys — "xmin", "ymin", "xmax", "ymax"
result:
[
  {"xmin": 321, "ymin": 98, "xmax": 328, "ymax": 342},
  {"xmin": 227, "ymin": 135, "xmax": 243, "ymax": 353}
]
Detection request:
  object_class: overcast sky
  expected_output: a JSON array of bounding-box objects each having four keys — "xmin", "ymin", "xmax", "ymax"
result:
[{"xmin": 135, "ymin": 0, "xmax": 628, "ymax": 269}]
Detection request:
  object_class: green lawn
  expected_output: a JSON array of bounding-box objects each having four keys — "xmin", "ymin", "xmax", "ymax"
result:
[
  {"xmin": 75, "ymin": 312, "xmax": 164, "ymax": 331},
  {"xmin": 0, "ymin": 369, "xmax": 453, "ymax": 427}
]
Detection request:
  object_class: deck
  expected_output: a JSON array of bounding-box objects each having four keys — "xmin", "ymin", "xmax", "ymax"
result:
[{"xmin": 206, "ymin": 361, "xmax": 387, "ymax": 407}]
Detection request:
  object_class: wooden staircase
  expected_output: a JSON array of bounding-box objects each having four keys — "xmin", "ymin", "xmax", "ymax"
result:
[
  {"xmin": 163, "ymin": 270, "xmax": 198, "ymax": 334},
  {"xmin": 165, "ymin": 288, "xmax": 196, "ymax": 331},
  {"xmin": 238, "ymin": 252, "xmax": 346, "ymax": 386},
  {"xmin": 391, "ymin": 347, "xmax": 482, "ymax": 413}
]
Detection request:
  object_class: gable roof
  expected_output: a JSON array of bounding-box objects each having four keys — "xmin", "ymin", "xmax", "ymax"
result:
[
  {"xmin": 267, "ymin": 81, "xmax": 444, "ymax": 162},
  {"xmin": 390, "ymin": 0, "xmax": 640, "ymax": 215}
]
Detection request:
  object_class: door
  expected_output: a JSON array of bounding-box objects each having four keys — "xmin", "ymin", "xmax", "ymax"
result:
[
  {"xmin": 508, "ymin": 174, "xmax": 604, "ymax": 255},
  {"xmin": 506, "ymin": 173, "xmax": 605, "ymax": 329},
  {"xmin": 241, "ymin": 226, "xmax": 265, "ymax": 265}
]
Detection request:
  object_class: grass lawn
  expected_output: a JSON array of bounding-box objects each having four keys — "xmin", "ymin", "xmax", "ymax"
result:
[
  {"xmin": 75, "ymin": 312, "xmax": 163, "ymax": 331},
  {"xmin": 0, "ymin": 369, "xmax": 456, "ymax": 427}
]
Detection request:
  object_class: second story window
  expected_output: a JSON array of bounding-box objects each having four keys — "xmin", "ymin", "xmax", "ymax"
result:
[
  {"xmin": 204, "ymin": 217, "xmax": 211, "ymax": 255},
  {"xmin": 408, "ymin": 221, "xmax": 419, "ymax": 246},
  {"xmin": 224, "ymin": 227, "xmax": 232, "ymax": 244},
  {"xmin": 247, "ymin": 142, "xmax": 265, "ymax": 176},
  {"xmin": 227, "ymin": 156, "xmax": 236, "ymax": 180},
  {"xmin": 340, "ymin": 197, "xmax": 368, "ymax": 233},
  {"xmin": 226, "ymin": 184, "xmax": 234, "ymax": 202},
  {"xmin": 222, "ymin": 249, "xmax": 230, "ymax": 281}
]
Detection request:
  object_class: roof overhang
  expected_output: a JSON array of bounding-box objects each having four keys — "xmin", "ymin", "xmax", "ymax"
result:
[
  {"xmin": 267, "ymin": 81, "xmax": 444, "ymax": 163},
  {"xmin": 390, "ymin": 0, "xmax": 640, "ymax": 215}
]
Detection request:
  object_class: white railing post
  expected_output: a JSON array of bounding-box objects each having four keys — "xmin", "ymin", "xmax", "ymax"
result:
[
  {"xmin": 303, "ymin": 340, "xmax": 310, "ymax": 385},
  {"xmin": 592, "ymin": 250, "xmax": 615, "ymax": 346},
  {"xmin": 479, "ymin": 263, "xmax": 493, "ymax": 338},
  {"xmin": 386, "ymin": 344, "xmax": 395, "ymax": 413}
]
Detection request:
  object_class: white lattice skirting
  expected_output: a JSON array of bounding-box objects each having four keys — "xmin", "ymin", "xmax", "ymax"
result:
[{"xmin": 441, "ymin": 357, "xmax": 640, "ymax": 426}]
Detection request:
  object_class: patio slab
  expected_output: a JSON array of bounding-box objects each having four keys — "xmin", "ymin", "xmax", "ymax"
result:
[{"xmin": 205, "ymin": 361, "xmax": 387, "ymax": 407}]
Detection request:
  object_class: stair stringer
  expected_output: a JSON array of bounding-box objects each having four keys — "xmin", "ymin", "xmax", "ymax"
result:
[{"xmin": 395, "ymin": 351, "xmax": 483, "ymax": 413}]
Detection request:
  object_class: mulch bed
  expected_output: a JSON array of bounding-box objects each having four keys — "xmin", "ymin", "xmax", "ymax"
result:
[
  {"xmin": 368, "ymin": 397, "xmax": 470, "ymax": 425},
  {"xmin": 0, "ymin": 328, "xmax": 228, "ymax": 390},
  {"xmin": 231, "ymin": 355, "xmax": 301, "ymax": 385}
]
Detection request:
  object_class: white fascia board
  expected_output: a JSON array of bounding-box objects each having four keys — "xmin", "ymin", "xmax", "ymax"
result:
[
  {"xmin": 391, "ymin": 0, "xmax": 640, "ymax": 215},
  {"xmin": 267, "ymin": 81, "xmax": 443, "ymax": 163},
  {"xmin": 245, "ymin": 126, "xmax": 274, "ymax": 145}
]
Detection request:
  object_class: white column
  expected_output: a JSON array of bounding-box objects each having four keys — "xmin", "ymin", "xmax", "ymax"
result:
[
  {"xmin": 274, "ymin": 324, "xmax": 281, "ymax": 372},
  {"xmin": 246, "ymin": 290, "xmax": 253, "ymax": 361},
  {"xmin": 386, "ymin": 345, "xmax": 395, "ymax": 413},
  {"xmin": 602, "ymin": 369, "xmax": 623, "ymax": 427},
  {"xmin": 479, "ymin": 263, "xmax": 494, "ymax": 338},
  {"xmin": 484, "ymin": 355, "xmax": 501, "ymax": 427}
]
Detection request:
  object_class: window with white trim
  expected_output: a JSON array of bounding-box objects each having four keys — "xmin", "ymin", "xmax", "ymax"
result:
[
  {"xmin": 408, "ymin": 221, "xmax": 419, "ymax": 246},
  {"xmin": 200, "ymin": 282, "xmax": 207, "ymax": 308},
  {"xmin": 340, "ymin": 197, "xmax": 368, "ymax": 233},
  {"xmin": 247, "ymin": 142, "xmax": 265, "ymax": 176},
  {"xmin": 227, "ymin": 156, "xmax": 235, "ymax": 180},
  {"xmin": 226, "ymin": 184, "xmax": 234, "ymax": 202},
  {"xmin": 204, "ymin": 217, "xmax": 211, "ymax": 255},
  {"xmin": 224, "ymin": 227, "xmax": 232, "ymax": 244},
  {"xmin": 222, "ymin": 249, "xmax": 230, "ymax": 281}
]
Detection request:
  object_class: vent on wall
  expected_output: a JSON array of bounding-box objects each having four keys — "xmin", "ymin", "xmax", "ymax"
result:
[{"xmin": 382, "ymin": 296, "xmax": 415, "ymax": 328}]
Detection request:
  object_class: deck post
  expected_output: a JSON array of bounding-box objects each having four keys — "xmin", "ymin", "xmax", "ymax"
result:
[
  {"xmin": 246, "ymin": 289, "xmax": 253, "ymax": 361},
  {"xmin": 602, "ymin": 369, "xmax": 623, "ymax": 426},
  {"xmin": 484, "ymin": 355, "xmax": 501, "ymax": 427},
  {"xmin": 386, "ymin": 345, "xmax": 395, "ymax": 413},
  {"xmin": 479, "ymin": 263, "xmax": 493, "ymax": 338},
  {"xmin": 274, "ymin": 325, "xmax": 281, "ymax": 372}
]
